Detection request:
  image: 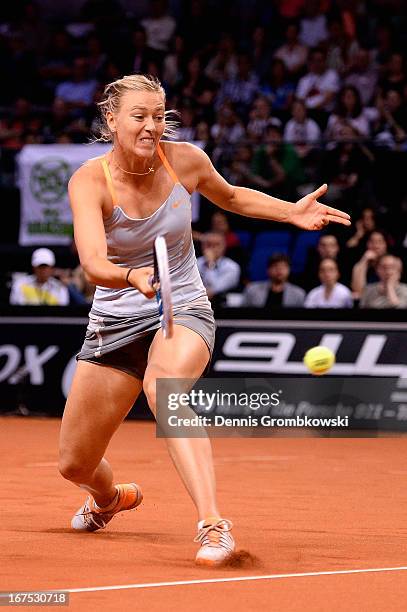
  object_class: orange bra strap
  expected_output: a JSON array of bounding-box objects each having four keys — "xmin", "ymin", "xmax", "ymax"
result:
[
  {"xmin": 157, "ymin": 143, "xmax": 180, "ymax": 184},
  {"xmin": 101, "ymin": 157, "xmax": 119, "ymax": 207}
]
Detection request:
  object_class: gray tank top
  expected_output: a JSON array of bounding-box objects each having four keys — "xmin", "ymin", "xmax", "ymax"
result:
[{"xmin": 92, "ymin": 146, "xmax": 209, "ymax": 317}]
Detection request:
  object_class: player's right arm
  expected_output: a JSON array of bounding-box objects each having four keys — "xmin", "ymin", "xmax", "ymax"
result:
[{"xmin": 68, "ymin": 165, "xmax": 155, "ymax": 297}]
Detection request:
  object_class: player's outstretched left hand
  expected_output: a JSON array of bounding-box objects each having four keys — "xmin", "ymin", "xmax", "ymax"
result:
[{"xmin": 290, "ymin": 184, "xmax": 351, "ymax": 231}]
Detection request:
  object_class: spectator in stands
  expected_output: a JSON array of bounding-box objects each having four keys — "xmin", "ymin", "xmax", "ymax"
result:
[
  {"xmin": 0, "ymin": 98, "xmax": 33, "ymax": 149},
  {"xmin": 162, "ymin": 35, "xmax": 186, "ymax": 90},
  {"xmin": 316, "ymin": 233, "xmax": 340, "ymax": 259},
  {"xmin": 296, "ymin": 47, "xmax": 340, "ymax": 118},
  {"xmin": 209, "ymin": 211, "xmax": 241, "ymax": 250},
  {"xmin": 205, "ymin": 33, "xmax": 238, "ymax": 84},
  {"xmin": 86, "ymin": 34, "xmax": 108, "ymax": 80},
  {"xmin": 177, "ymin": 105, "xmax": 197, "ymax": 142},
  {"xmin": 195, "ymin": 120, "xmax": 210, "ymax": 145},
  {"xmin": 55, "ymin": 57, "xmax": 98, "ymax": 114},
  {"xmin": 211, "ymin": 103, "xmax": 245, "ymax": 146},
  {"xmin": 177, "ymin": 0, "xmax": 212, "ymax": 54},
  {"xmin": 346, "ymin": 207, "xmax": 377, "ymax": 249},
  {"xmin": 283, "ymin": 98, "xmax": 321, "ymax": 157},
  {"xmin": 299, "ymin": 0, "xmax": 328, "ymax": 48},
  {"xmin": 247, "ymin": 96, "xmax": 281, "ymax": 143},
  {"xmin": 103, "ymin": 60, "xmax": 122, "ymax": 84},
  {"xmin": 305, "ymin": 258, "xmax": 353, "ymax": 308},
  {"xmin": 224, "ymin": 145, "xmax": 261, "ymax": 188},
  {"xmin": 129, "ymin": 26, "xmax": 153, "ymax": 75},
  {"xmin": 38, "ymin": 30, "xmax": 74, "ymax": 98},
  {"xmin": 197, "ymin": 232, "xmax": 240, "ymax": 301},
  {"xmin": 321, "ymin": 124, "xmax": 374, "ymax": 204},
  {"xmin": 351, "ymin": 230, "xmax": 389, "ymax": 298},
  {"xmin": 325, "ymin": 86, "xmax": 372, "ymax": 142},
  {"xmin": 251, "ymin": 124, "xmax": 305, "ymax": 199},
  {"xmin": 360, "ymin": 255, "xmax": 407, "ymax": 308},
  {"xmin": 274, "ymin": 22, "xmax": 308, "ymax": 78},
  {"xmin": 325, "ymin": 17, "xmax": 359, "ymax": 76},
  {"xmin": 260, "ymin": 58, "xmax": 295, "ymax": 115},
  {"xmin": 24, "ymin": 114, "xmax": 45, "ymax": 144},
  {"xmin": 378, "ymin": 52, "xmax": 406, "ymax": 97},
  {"xmin": 250, "ymin": 26, "xmax": 273, "ymax": 80},
  {"xmin": 178, "ymin": 55, "xmax": 217, "ymax": 120},
  {"xmin": 345, "ymin": 48, "xmax": 378, "ymax": 106},
  {"xmin": 302, "ymin": 233, "xmax": 342, "ymax": 289},
  {"xmin": 371, "ymin": 23, "xmax": 394, "ymax": 69},
  {"xmin": 43, "ymin": 98, "xmax": 73, "ymax": 142},
  {"xmin": 9, "ymin": 248, "xmax": 69, "ymax": 305},
  {"xmin": 243, "ymin": 254, "xmax": 305, "ymax": 308},
  {"xmin": 374, "ymin": 89, "xmax": 407, "ymax": 147},
  {"xmin": 215, "ymin": 54, "xmax": 259, "ymax": 116},
  {"xmin": 140, "ymin": 0, "xmax": 176, "ymax": 56}
]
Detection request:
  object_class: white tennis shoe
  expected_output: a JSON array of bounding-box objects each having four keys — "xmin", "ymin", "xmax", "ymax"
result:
[
  {"xmin": 194, "ymin": 518, "xmax": 235, "ymax": 566},
  {"xmin": 71, "ymin": 483, "xmax": 143, "ymax": 532}
]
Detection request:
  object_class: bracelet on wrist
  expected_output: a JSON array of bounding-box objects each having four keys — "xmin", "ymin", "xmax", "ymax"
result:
[{"xmin": 125, "ymin": 267, "xmax": 136, "ymax": 286}]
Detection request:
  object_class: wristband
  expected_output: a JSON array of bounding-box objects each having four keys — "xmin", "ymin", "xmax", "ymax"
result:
[{"xmin": 125, "ymin": 267, "xmax": 136, "ymax": 286}]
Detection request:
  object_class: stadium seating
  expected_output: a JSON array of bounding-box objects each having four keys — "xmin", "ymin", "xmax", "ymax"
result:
[
  {"xmin": 253, "ymin": 231, "xmax": 292, "ymax": 250},
  {"xmin": 290, "ymin": 231, "xmax": 321, "ymax": 275}
]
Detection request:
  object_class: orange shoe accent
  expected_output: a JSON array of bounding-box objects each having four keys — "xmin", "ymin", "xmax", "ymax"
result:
[{"xmin": 90, "ymin": 483, "xmax": 143, "ymax": 517}]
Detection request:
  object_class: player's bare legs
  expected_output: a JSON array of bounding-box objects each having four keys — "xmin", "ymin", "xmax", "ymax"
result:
[
  {"xmin": 143, "ymin": 325, "xmax": 219, "ymax": 520},
  {"xmin": 59, "ymin": 361, "xmax": 143, "ymax": 506}
]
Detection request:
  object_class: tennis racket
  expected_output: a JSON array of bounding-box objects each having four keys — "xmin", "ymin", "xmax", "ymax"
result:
[{"xmin": 150, "ymin": 236, "xmax": 174, "ymax": 339}]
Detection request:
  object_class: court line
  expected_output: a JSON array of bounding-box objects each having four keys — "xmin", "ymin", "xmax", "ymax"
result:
[{"xmin": 64, "ymin": 566, "xmax": 407, "ymax": 593}]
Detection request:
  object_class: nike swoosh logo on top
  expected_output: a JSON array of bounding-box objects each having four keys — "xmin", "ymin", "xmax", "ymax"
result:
[{"xmin": 172, "ymin": 200, "xmax": 183, "ymax": 208}]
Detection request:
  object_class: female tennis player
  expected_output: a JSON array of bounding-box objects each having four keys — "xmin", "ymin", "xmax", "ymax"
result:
[{"xmin": 59, "ymin": 74, "xmax": 350, "ymax": 566}]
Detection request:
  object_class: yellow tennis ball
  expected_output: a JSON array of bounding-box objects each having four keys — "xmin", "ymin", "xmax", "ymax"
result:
[{"xmin": 303, "ymin": 346, "xmax": 335, "ymax": 375}]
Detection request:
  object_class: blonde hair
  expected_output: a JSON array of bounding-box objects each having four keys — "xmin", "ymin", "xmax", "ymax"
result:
[{"xmin": 94, "ymin": 74, "xmax": 178, "ymax": 142}]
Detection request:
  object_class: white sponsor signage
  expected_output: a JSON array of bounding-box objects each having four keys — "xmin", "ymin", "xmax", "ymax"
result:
[
  {"xmin": 17, "ymin": 144, "xmax": 109, "ymax": 245},
  {"xmin": 214, "ymin": 331, "xmax": 407, "ymax": 378}
]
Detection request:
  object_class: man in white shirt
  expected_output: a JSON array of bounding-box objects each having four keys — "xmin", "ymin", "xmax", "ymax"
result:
[
  {"xmin": 299, "ymin": 1, "xmax": 328, "ymax": 48},
  {"xmin": 197, "ymin": 232, "xmax": 240, "ymax": 301},
  {"xmin": 274, "ymin": 22, "xmax": 308, "ymax": 77},
  {"xmin": 283, "ymin": 99, "xmax": 321, "ymax": 157},
  {"xmin": 10, "ymin": 248, "xmax": 69, "ymax": 306},
  {"xmin": 140, "ymin": 0, "xmax": 176, "ymax": 53},
  {"xmin": 296, "ymin": 48, "xmax": 340, "ymax": 113},
  {"xmin": 305, "ymin": 258, "xmax": 353, "ymax": 308},
  {"xmin": 55, "ymin": 58, "xmax": 97, "ymax": 110}
]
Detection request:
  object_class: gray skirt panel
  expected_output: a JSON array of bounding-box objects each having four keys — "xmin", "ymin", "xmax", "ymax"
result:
[{"xmin": 77, "ymin": 301, "xmax": 215, "ymax": 380}]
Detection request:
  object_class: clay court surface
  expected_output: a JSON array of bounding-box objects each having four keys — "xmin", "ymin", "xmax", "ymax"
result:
[{"xmin": 2, "ymin": 417, "xmax": 407, "ymax": 611}]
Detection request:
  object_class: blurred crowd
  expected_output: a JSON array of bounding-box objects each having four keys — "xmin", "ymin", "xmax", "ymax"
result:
[
  {"xmin": 8, "ymin": 210, "xmax": 407, "ymax": 310},
  {"xmin": 1, "ymin": 0, "xmax": 407, "ymax": 309}
]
